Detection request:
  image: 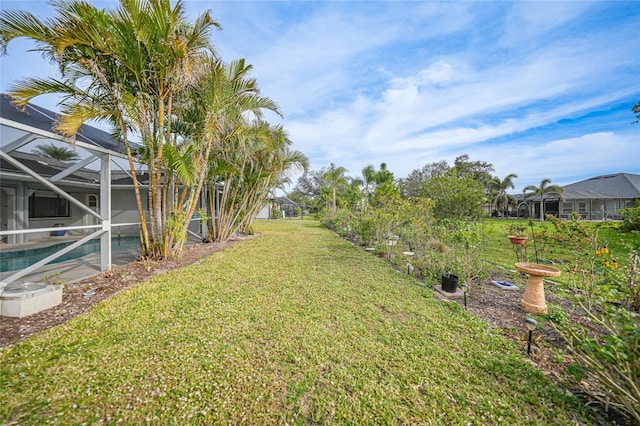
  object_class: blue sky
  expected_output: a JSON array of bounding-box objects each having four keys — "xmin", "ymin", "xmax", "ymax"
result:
[{"xmin": 1, "ymin": 1, "xmax": 639, "ymax": 193}]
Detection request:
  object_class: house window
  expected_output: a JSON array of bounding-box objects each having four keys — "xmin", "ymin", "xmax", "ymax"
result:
[
  {"xmin": 29, "ymin": 192, "xmax": 70, "ymax": 218},
  {"xmin": 562, "ymin": 202, "xmax": 573, "ymax": 216},
  {"xmin": 88, "ymin": 194, "xmax": 98, "ymax": 209},
  {"xmin": 578, "ymin": 202, "xmax": 587, "ymax": 213}
]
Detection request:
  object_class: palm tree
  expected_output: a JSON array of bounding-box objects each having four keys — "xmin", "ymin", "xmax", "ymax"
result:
[
  {"xmin": 373, "ymin": 162, "xmax": 399, "ymax": 202},
  {"xmin": 345, "ymin": 177, "xmax": 364, "ymax": 211},
  {"xmin": 0, "ymin": 0, "xmax": 220, "ymax": 258},
  {"xmin": 31, "ymin": 143, "xmax": 80, "ymax": 162},
  {"xmin": 361, "ymin": 164, "xmax": 377, "ymax": 213},
  {"xmin": 323, "ymin": 163, "xmax": 348, "ymax": 212},
  {"xmin": 171, "ymin": 57, "xmax": 281, "ymax": 248},
  {"xmin": 523, "ymin": 178, "xmax": 564, "ymax": 221},
  {"xmin": 490, "ymin": 173, "xmax": 518, "ymax": 216}
]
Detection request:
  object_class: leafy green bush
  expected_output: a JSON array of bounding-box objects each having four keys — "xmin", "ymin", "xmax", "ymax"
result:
[
  {"xmin": 354, "ymin": 215, "xmax": 375, "ymax": 246},
  {"xmin": 620, "ymin": 200, "xmax": 640, "ymax": 231},
  {"xmin": 320, "ymin": 209, "xmax": 357, "ymax": 241},
  {"xmin": 412, "ymin": 243, "xmax": 452, "ymax": 283},
  {"xmin": 271, "ymin": 209, "xmax": 283, "ymax": 219},
  {"xmin": 540, "ymin": 303, "xmax": 568, "ymax": 325}
]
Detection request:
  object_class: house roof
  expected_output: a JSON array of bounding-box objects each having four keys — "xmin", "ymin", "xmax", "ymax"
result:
[
  {"xmin": 561, "ymin": 173, "xmax": 640, "ymax": 199},
  {"xmin": 1, "ymin": 94, "xmax": 126, "ymax": 154},
  {"xmin": 515, "ymin": 173, "xmax": 640, "ymax": 201},
  {"xmin": 269, "ymin": 196, "xmax": 302, "ymax": 207}
]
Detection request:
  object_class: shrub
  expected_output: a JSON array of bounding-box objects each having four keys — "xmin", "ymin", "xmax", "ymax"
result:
[
  {"xmin": 620, "ymin": 200, "xmax": 640, "ymax": 231},
  {"xmin": 560, "ymin": 305, "xmax": 640, "ymax": 424},
  {"xmin": 354, "ymin": 215, "xmax": 375, "ymax": 246},
  {"xmin": 271, "ymin": 209, "xmax": 283, "ymax": 219},
  {"xmin": 412, "ymin": 244, "xmax": 451, "ymax": 283},
  {"xmin": 321, "ymin": 209, "xmax": 357, "ymax": 241}
]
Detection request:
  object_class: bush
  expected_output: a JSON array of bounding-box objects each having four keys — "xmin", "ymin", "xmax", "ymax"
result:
[
  {"xmin": 354, "ymin": 216, "xmax": 375, "ymax": 246},
  {"xmin": 320, "ymin": 209, "xmax": 357, "ymax": 241},
  {"xmin": 620, "ymin": 200, "xmax": 640, "ymax": 231},
  {"xmin": 560, "ymin": 305, "xmax": 640, "ymax": 423},
  {"xmin": 412, "ymin": 243, "xmax": 451, "ymax": 283},
  {"xmin": 271, "ymin": 209, "xmax": 282, "ymax": 219}
]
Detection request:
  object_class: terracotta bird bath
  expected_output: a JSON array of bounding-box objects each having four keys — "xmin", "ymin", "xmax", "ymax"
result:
[{"xmin": 515, "ymin": 262, "xmax": 561, "ymax": 314}]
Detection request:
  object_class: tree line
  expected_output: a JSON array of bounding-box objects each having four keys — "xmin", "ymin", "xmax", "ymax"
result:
[{"xmin": 289, "ymin": 154, "xmax": 563, "ymax": 221}]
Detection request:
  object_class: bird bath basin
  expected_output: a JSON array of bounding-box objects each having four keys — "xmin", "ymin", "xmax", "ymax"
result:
[{"xmin": 515, "ymin": 262, "xmax": 561, "ymax": 314}]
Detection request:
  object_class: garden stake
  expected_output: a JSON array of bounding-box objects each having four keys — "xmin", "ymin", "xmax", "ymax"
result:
[
  {"xmin": 529, "ymin": 220, "xmax": 540, "ymax": 264},
  {"xmin": 461, "ymin": 283, "xmax": 468, "ymax": 310}
]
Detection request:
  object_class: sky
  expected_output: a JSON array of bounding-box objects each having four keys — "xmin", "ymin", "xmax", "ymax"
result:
[{"xmin": 1, "ymin": 0, "xmax": 639, "ymax": 193}]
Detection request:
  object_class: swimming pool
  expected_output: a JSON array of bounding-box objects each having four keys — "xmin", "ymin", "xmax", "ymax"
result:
[{"xmin": 0, "ymin": 236, "xmax": 140, "ymax": 273}]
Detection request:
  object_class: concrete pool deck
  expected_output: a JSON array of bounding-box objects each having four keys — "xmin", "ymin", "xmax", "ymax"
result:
[
  {"xmin": 1, "ymin": 233, "xmax": 206, "ymax": 286},
  {"xmin": 0, "ymin": 248, "xmax": 141, "ymax": 286}
]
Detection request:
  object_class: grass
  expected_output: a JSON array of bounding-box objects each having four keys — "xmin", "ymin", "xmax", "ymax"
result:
[
  {"xmin": 479, "ymin": 218, "xmax": 638, "ymax": 273},
  {"xmin": 1, "ymin": 220, "xmax": 586, "ymax": 424}
]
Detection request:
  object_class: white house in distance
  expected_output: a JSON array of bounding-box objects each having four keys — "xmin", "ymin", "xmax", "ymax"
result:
[
  {"xmin": 256, "ymin": 196, "xmax": 304, "ymax": 219},
  {"xmin": 519, "ymin": 173, "xmax": 640, "ymax": 220}
]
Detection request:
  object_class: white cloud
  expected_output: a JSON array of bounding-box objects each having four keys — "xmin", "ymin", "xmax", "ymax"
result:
[
  {"xmin": 471, "ymin": 132, "xmax": 640, "ymax": 192},
  {"xmin": 2, "ymin": 1, "xmax": 638, "ymax": 193}
]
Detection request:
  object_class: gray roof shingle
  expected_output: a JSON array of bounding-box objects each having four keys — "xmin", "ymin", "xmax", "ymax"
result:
[{"xmin": 562, "ymin": 173, "xmax": 640, "ymax": 199}]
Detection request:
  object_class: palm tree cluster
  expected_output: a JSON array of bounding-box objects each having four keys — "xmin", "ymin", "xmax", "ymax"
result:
[
  {"xmin": 487, "ymin": 173, "xmax": 518, "ymax": 216},
  {"xmin": 0, "ymin": 0, "xmax": 307, "ymax": 258},
  {"xmin": 290, "ymin": 162, "xmax": 399, "ymax": 213}
]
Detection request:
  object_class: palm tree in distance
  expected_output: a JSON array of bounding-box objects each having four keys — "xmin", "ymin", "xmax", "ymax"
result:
[
  {"xmin": 490, "ymin": 173, "xmax": 518, "ymax": 216},
  {"xmin": 323, "ymin": 163, "xmax": 348, "ymax": 212},
  {"xmin": 31, "ymin": 143, "xmax": 80, "ymax": 162},
  {"xmin": 523, "ymin": 178, "xmax": 564, "ymax": 221},
  {"xmin": 361, "ymin": 164, "xmax": 377, "ymax": 213}
]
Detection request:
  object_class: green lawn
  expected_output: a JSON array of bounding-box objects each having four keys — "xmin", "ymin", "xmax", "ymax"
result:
[
  {"xmin": 479, "ymin": 218, "xmax": 638, "ymax": 273},
  {"xmin": 1, "ymin": 220, "xmax": 585, "ymax": 424}
]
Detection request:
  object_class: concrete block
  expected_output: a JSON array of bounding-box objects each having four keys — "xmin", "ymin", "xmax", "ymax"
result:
[{"xmin": 1, "ymin": 284, "xmax": 63, "ymax": 318}]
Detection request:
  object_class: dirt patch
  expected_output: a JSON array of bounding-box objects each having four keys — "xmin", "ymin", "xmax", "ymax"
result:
[{"xmin": 457, "ymin": 272, "xmax": 573, "ymax": 375}]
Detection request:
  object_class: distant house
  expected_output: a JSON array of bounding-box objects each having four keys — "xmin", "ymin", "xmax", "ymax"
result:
[
  {"xmin": 519, "ymin": 173, "xmax": 640, "ymax": 220},
  {"xmin": 256, "ymin": 196, "xmax": 303, "ymax": 219}
]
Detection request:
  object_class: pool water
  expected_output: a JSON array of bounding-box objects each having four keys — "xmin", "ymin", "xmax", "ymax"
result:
[{"xmin": 0, "ymin": 236, "xmax": 140, "ymax": 273}]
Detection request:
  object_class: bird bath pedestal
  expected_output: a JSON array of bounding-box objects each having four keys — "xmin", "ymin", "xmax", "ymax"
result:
[{"xmin": 515, "ymin": 262, "xmax": 561, "ymax": 314}]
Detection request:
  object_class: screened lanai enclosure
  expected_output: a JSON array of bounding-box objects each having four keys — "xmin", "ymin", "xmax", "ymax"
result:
[{"xmin": 0, "ymin": 95, "xmax": 209, "ymax": 287}]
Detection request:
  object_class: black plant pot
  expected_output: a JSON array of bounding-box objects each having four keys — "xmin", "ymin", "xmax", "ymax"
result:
[{"xmin": 441, "ymin": 273, "xmax": 459, "ymax": 293}]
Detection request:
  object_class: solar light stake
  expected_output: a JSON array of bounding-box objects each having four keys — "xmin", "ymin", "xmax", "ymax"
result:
[
  {"xmin": 525, "ymin": 317, "xmax": 538, "ymax": 355},
  {"xmin": 461, "ymin": 283, "xmax": 468, "ymax": 310}
]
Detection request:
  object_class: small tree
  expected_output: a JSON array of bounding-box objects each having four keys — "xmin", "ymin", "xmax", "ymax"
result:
[
  {"xmin": 490, "ymin": 173, "xmax": 518, "ymax": 215},
  {"xmin": 421, "ymin": 169, "xmax": 485, "ymax": 221},
  {"xmin": 323, "ymin": 163, "xmax": 349, "ymax": 213},
  {"xmin": 523, "ymin": 178, "xmax": 564, "ymax": 221}
]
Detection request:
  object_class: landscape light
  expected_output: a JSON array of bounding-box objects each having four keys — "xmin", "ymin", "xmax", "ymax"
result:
[{"xmin": 525, "ymin": 317, "xmax": 538, "ymax": 355}]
